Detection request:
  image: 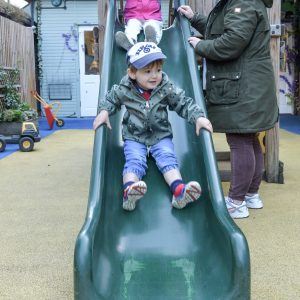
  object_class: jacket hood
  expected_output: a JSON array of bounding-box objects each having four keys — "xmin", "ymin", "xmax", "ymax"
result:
[{"xmin": 262, "ymin": 0, "xmax": 273, "ymax": 8}]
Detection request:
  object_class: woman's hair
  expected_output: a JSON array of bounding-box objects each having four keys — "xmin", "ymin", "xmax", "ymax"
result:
[{"xmin": 128, "ymin": 59, "xmax": 164, "ymax": 72}]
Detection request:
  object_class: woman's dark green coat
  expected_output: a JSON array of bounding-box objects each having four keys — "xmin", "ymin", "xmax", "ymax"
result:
[{"xmin": 190, "ymin": 0, "xmax": 279, "ymax": 133}]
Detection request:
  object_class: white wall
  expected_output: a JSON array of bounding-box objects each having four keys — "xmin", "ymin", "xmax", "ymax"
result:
[
  {"xmin": 39, "ymin": 1, "xmax": 98, "ymax": 117},
  {"xmin": 39, "ymin": 0, "xmax": 172, "ymax": 117}
]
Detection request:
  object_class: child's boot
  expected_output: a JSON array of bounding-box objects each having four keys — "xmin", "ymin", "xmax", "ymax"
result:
[
  {"xmin": 123, "ymin": 181, "xmax": 147, "ymax": 211},
  {"xmin": 115, "ymin": 31, "xmax": 134, "ymax": 51},
  {"xmin": 144, "ymin": 25, "xmax": 157, "ymax": 44},
  {"xmin": 172, "ymin": 181, "xmax": 201, "ymax": 209}
]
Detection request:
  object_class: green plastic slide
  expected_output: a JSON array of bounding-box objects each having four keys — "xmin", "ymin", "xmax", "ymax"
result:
[{"xmin": 74, "ymin": 1, "xmax": 250, "ymax": 299}]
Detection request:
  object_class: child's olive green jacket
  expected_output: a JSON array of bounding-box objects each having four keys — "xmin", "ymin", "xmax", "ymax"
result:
[
  {"xmin": 99, "ymin": 73, "xmax": 204, "ymax": 146},
  {"xmin": 190, "ymin": 0, "xmax": 278, "ymax": 133}
]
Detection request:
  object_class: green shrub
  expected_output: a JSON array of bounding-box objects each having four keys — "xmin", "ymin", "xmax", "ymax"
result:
[
  {"xmin": 18, "ymin": 102, "xmax": 31, "ymax": 111},
  {"xmin": 4, "ymin": 88, "xmax": 21, "ymax": 109},
  {"xmin": 0, "ymin": 67, "xmax": 37, "ymax": 123},
  {"xmin": 1, "ymin": 110, "xmax": 16, "ymax": 122},
  {"xmin": 0, "ymin": 106, "xmax": 37, "ymax": 122},
  {"xmin": 21, "ymin": 108, "xmax": 38, "ymax": 121}
]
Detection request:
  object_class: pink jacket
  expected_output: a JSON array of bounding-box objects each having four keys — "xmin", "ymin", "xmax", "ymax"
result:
[{"xmin": 124, "ymin": 0, "xmax": 162, "ymax": 23}]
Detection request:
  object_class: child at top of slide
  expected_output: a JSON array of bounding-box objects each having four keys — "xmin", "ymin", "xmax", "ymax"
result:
[{"xmin": 115, "ymin": 0, "xmax": 163, "ymax": 51}]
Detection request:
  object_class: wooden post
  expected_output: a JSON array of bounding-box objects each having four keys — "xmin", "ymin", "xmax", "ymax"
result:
[
  {"xmin": 188, "ymin": 0, "xmax": 216, "ymax": 14},
  {"xmin": 168, "ymin": 0, "xmax": 174, "ymax": 26},
  {"xmin": 98, "ymin": 0, "xmax": 108, "ymax": 74},
  {"xmin": 266, "ymin": 1, "xmax": 282, "ymax": 183}
]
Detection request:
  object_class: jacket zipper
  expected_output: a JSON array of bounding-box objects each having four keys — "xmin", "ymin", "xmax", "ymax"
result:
[{"xmin": 145, "ymin": 100, "xmax": 150, "ymax": 108}]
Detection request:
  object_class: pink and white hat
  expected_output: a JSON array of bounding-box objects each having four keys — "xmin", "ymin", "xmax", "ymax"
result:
[{"xmin": 127, "ymin": 42, "xmax": 166, "ymax": 69}]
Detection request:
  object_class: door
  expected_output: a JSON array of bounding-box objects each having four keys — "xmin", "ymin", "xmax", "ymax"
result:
[{"xmin": 79, "ymin": 26, "xmax": 100, "ymax": 116}]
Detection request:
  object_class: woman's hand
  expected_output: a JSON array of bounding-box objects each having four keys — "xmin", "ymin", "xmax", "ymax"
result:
[
  {"xmin": 178, "ymin": 5, "xmax": 194, "ymax": 20},
  {"xmin": 93, "ymin": 110, "xmax": 112, "ymax": 130},
  {"xmin": 195, "ymin": 117, "xmax": 213, "ymax": 135},
  {"xmin": 188, "ymin": 36, "xmax": 201, "ymax": 48}
]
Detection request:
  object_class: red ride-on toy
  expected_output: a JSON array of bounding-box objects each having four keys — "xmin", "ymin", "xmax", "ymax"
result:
[{"xmin": 31, "ymin": 91, "xmax": 65, "ymax": 129}]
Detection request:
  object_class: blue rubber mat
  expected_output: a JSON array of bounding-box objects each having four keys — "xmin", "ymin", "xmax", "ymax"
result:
[
  {"xmin": 279, "ymin": 114, "xmax": 300, "ymax": 134},
  {"xmin": 39, "ymin": 117, "xmax": 94, "ymax": 131},
  {"xmin": 1, "ymin": 115, "xmax": 299, "ymax": 160},
  {"xmin": 0, "ymin": 117, "xmax": 94, "ymax": 159}
]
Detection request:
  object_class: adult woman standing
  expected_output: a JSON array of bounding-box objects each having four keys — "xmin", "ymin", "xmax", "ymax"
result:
[{"xmin": 179, "ymin": 0, "xmax": 279, "ymax": 218}]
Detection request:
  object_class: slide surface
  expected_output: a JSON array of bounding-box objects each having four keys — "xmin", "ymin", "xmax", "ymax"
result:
[{"xmin": 74, "ymin": 2, "xmax": 250, "ymax": 299}]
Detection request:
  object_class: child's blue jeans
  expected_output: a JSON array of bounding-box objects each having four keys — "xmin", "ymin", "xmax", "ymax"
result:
[{"xmin": 123, "ymin": 137, "xmax": 179, "ymax": 180}]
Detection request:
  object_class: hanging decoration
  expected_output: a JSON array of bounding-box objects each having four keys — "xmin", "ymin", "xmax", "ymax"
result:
[
  {"xmin": 62, "ymin": 26, "xmax": 78, "ymax": 53},
  {"xmin": 279, "ymin": 30, "xmax": 299, "ymax": 111}
]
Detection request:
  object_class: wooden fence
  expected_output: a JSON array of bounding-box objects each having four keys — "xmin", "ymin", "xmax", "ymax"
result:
[{"xmin": 0, "ymin": 15, "xmax": 36, "ymax": 108}]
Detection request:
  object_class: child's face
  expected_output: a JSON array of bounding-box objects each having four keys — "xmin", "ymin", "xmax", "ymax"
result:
[{"xmin": 128, "ymin": 62, "xmax": 163, "ymax": 90}]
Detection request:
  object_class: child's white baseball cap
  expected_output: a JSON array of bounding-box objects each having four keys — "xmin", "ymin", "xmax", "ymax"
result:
[{"xmin": 127, "ymin": 42, "xmax": 166, "ymax": 69}]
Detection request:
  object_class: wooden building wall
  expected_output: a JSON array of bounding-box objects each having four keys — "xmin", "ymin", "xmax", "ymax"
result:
[
  {"xmin": 38, "ymin": 0, "xmax": 98, "ymax": 117},
  {"xmin": 0, "ymin": 16, "xmax": 36, "ymax": 108}
]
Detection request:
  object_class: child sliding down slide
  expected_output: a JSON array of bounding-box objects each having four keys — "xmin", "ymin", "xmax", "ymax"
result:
[{"xmin": 93, "ymin": 42, "xmax": 213, "ymax": 211}]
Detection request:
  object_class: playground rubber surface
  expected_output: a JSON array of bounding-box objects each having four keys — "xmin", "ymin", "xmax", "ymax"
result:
[{"xmin": 0, "ymin": 119, "xmax": 299, "ymax": 299}]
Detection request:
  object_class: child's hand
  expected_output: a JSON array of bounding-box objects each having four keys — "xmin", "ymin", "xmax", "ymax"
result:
[
  {"xmin": 178, "ymin": 5, "xmax": 194, "ymax": 20},
  {"xmin": 93, "ymin": 110, "xmax": 112, "ymax": 130},
  {"xmin": 195, "ymin": 117, "xmax": 213, "ymax": 135}
]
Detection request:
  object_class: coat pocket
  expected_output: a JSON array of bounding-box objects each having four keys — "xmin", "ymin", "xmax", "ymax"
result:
[{"xmin": 207, "ymin": 72, "xmax": 241, "ymax": 105}]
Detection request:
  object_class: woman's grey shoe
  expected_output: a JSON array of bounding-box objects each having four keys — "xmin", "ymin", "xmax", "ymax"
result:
[
  {"xmin": 115, "ymin": 31, "xmax": 133, "ymax": 51},
  {"xmin": 144, "ymin": 25, "xmax": 157, "ymax": 44},
  {"xmin": 245, "ymin": 193, "xmax": 263, "ymax": 209}
]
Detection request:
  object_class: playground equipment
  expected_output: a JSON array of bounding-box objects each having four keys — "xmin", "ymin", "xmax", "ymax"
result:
[
  {"xmin": 0, "ymin": 121, "xmax": 41, "ymax": 152},
  {"xmin": 31, "ymin": 91, "xmax": 65, "ymax": 129},
  {"xmin": 74, "ymin": 1, "xmax": 250, "ymax": 299}
]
